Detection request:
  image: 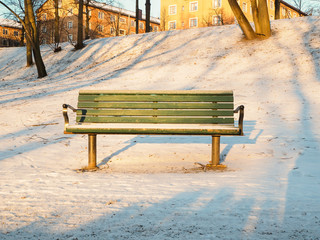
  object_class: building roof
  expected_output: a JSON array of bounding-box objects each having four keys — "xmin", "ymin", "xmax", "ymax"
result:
[
  {"xmin": 0, "ymin": 18, "xmax": 22, "ymax": 29},
  {"xmin": 280, "ymin": 0, "xmax": 308, "ymax": 16},
  {"xmin": 88, "ymin": 0, "xmax": 160, "ymax": 24}
]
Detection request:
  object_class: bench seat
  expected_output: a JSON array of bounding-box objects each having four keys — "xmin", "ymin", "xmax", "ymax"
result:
[{"xmin": 66, "ymin": 123, "xmax": 241, "ymax": 135}]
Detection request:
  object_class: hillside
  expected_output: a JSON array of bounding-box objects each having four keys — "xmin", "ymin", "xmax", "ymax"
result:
[{"xmin": 0, "ymin": 16, "xmax": 320, "ymax": 239}]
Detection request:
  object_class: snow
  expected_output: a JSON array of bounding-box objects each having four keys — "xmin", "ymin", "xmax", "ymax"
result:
[
  {"xmin": 1, "ymin": 16, "xmax": 320, "ymax": 239},
  {"xmin": 0, "ymin": 18, "xmax": 21, "ymax": 28}
]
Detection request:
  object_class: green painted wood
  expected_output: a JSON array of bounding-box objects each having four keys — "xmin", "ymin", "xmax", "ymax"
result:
[
  {"xmin": 77, "ymin": 102, "xmax": 234, "ymax": 109},
  {"xmin": 79, "ymin": 90, "xmax": 234, "ymax": 95},
  {"xmin": 76, "ymin": 116, "xmax": 234, "ymax": 124},
  {"xmin": 76, "ymin": 109, "xmax": 234, "ymax": 117},
  {"xmin": 78, "ymin": 94, "xmax": 233, "ymax": 102},
  {"xmin": 65, "ymin": 126, "xmax": 241, "ymax": 135}
]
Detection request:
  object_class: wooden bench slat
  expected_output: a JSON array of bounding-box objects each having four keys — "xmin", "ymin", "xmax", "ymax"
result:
[
  {"xmin": 78, "ymin": 94, "xmax": 234, "ymax": 102},
  {"xmin": 76, "ymin": 109, "xmax": 235, "ymax": 117},
  {"xmin": 76, "ymin": 116, "xmax": 235, "ymax": 124},
  {"xmin": 79, "ymin": 90, "xmax": 234, "ymax": 95},
  {"xmin": 77, "ymin": 102, "xmax": 234, "ymax": 109},
  {"xmin": 66, "ymin": 126, "xmax": 240, "ymax": 135}
]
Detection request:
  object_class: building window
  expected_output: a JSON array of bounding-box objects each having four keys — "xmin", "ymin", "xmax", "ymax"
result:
[
  {"xmin": 3, "ymin": 29, "xmax": 8, "ymax": 35},
  {"xmin": 2, "ymin": 39, "xmax": 8, "ymax": 46},
  {"xmin": 110, "ymin": 15, "xmax": 115, "ymax": 22},
  {"xmin": 169, "ymin": 21, "xmax": 176, "ymax": 30},
  {"xmin": 68, "ymin": 34, "xmax": 73, "ymax": 41},
  {"xmin": 98, "ymin": 11, "xmax": 104, "ymax": 19},
  {"xmin": 139, "ymin": 22, "xmax": 144, "ymax": 29},
  {"xmin": 182, "ymin": 5, "xmax": 184, "ymax": 11},
  {"xmin": 119, "ymin": 29, "xmax": 125, "ymax": 35},
  {"xmin": 42, "ymin": 38, "xmax": 46, "ymax": 44},
  {"xmin": 42, "ymin": 13, "xmax": 47, "ymax": 21},
  {"xmin": 68, "ymin": 21, "xmax": 73, "ymax": 29},
  {"xmin": 282, "ymin": 7, "xmax": 286, "ymax": 16},
  {"xmin": 120, "ymin": 17, "xmax": 126, "ymax": 23},
  {"xmin": 131, "ymin": 20, "xmax": 135, "ymax": 27},
  {"xmin": 169, "ymin": 5, "xmax": 177, "ymax": 15},
  {"xmin": 190, "ymin": 1, "xmax": 198, "ymax": 12},
  {"xmin": 14, "ymin": 31, "xmax": 19, "ymax": 37},
  {"xmin": 270, "ymin": 0, "xmax": 274, "ymax": 9},
  {"xmin": 213, "ymin": 0, "xmax": 221, "ymax": 8},
  {"xmin": 182, "ymin": 21, "xmax": 184, "ymax": 27},
  {"xmin": 110, "ymin": 27, "xmax": 114, "ymax": 34},
  {"xmin": 242, "ymin": 2, "xmax": 247, "ymax": 12},
  {"xmin": 42, "ymin": 26, "xmax": 47, "ymax": 33},
  {"xmin": 98, "ymin": 25, "xmax": 103, "ymax": 32},
  {"xmin": 189, "ymin": 18, "xmax": 198, "ymax": 27},
  {"xmin": 213, "ymin": 15, "xmax": 221, "ymax": 25},
  {"xmin": 153, "ymin": 26, "xmax": 158, "ymax": 32}
]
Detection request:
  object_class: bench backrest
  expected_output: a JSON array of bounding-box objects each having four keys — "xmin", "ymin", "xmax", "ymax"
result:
[{"xmin": 76, "ymin": 90, "xmax": 235, "ymax": 125}]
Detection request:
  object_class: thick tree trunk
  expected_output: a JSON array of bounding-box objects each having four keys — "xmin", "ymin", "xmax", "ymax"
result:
[
  {"xmin": 75, "ymin": 0, "xmax": 84, "ymax": 49},
  {"xmin": 145, "ymin": 0, "xmax": 150, "ymax": 32},
  {"xmin": 54, "ymin": 0, "xmax": 60, "ymax": 50},
  {"xmin": 275, "ymin": 0, "xmax": 281, "ymax": 19},
  {"xmin": 85, "ymin": 3, "xmax": 90, "ymax": 39},
  {"xmin": 26, "ymin": 0, "xmax": 47, "ymax": 77},
  {"xmin": 228, "ymin": 0, "xmax": 256, "ymax": 40},
  {"xmin": 251, "ymin": 0, "xmax": 261, "ymax": 33},
  {"xmin": 136, "ymin": 0, "xmax": 139, "ymax": 34},
  {"xmin": 24, "ymin": 15, "xmax": 33, "ymax": 66},
  {"xmin": 26, "ymin": 38, "xmax": 33, "ymax": 67},
  {"xmin": 258, "ymin": 0, "xmax": 271, "ymax": 38}
]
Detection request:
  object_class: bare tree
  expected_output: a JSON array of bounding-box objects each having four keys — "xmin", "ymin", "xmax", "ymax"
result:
[
  {"xmin": 145, "ymin": 0, "xmax": 150, "ymax": 32},
  {"xmin": 0, "ymin": 0, "xmax": 47, "ymax": 77},
  {"xmin": 228, "ymin": 0, "xmax": 271, "ymax": 40},
  {"xmin": 75, "ymin": 0, "xmax": 84, "ymax": 49}
]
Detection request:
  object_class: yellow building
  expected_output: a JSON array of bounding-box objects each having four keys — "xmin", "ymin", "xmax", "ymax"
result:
[
  {"xmin": 0, "ymin": 18, "xmax": 23, "ymax": 47},
  {"xmin": 37, "ymin": 0, "xmax": 160, "ymax": 44},
  {"xmin": 160, "ymin": 0, "xmax": 307, "ymax": 31}
]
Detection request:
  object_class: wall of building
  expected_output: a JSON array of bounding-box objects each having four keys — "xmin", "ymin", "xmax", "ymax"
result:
[
  {"xmin": 160, "ymin": 0, "xmax": 305, "ymax": 31},
  {"xmin": 0, "ymin": 25, "xmax": 22, "ymax": 47}
]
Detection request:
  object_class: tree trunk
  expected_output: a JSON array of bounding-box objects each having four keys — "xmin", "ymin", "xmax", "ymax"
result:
[
  {"xmin": 85, "ymin": 3, "xmax": 90, "ymax": 39},
  {"xmin": 145, "ymin": 0, "xmax": 150, "ymax": 32},
  {"xmin": 136, "ymin": 0, "xmax": 139, "ymax": 34},
  {"xmin": 26, "ymin": 37, "xmax": 33, "ymax": 66},
  {"xmin": 75, "ymin": 0, "xmax": 84, "ymax": 49},
  {"xmin": 251, "ymin": 0, "xmax": 261, "ymax": 33},
  {"xmin": 54, "ymin": 0, "xmax": 60, "ymax": 50},
  {"xmin": 228, "ymin": 0, "xmax": 256, "ymax": 40},
  {"xmin": 26, "ymin": 0, "xmax": 47, "ymax": 77},
  {"xmin": 258, "ymin": 0, "xmax": 271, "ymax": 38},
  {"xmin": 275, "ymin": 0, "xmax": 281, "ymax": 19},
  {"xmin": 24, "ymin": 15, "xmax": 33, "ymax": 66}
]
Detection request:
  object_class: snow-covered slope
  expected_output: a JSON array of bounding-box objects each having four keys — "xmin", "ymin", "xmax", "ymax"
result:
[{"xmin": 0, "ymin": 16, "xmax": 320, "ymax": 239}]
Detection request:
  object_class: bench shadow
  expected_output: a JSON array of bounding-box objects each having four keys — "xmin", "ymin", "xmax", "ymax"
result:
[{"xmin": 98, "ymin": 120, "xmax": 260, "ymax": 167}]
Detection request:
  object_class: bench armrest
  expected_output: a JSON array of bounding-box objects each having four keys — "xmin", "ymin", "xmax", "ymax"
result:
[
  {"xmin": 62, "ymin": 104, "xmax": 77, "ymax": 132},
  {"xmin": 234, "ymin": 105, "xmax": 245, "ymax": 135}
]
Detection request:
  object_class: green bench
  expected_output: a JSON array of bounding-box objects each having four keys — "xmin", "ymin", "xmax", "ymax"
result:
[{"xmin": 63, "ymin": 90, "xmax": 244, "ymax": 170}]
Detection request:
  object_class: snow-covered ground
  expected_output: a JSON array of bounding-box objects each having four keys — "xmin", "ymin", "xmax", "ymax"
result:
[{"xmin": 0, "ymin": 16, "xmax": 320, "ymax": 239}]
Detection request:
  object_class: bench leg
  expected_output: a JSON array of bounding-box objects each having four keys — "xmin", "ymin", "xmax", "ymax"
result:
[
  {"xmin": 88, "ymin": 134, "xmax": 97, "ymax": 169},
  {"xmin": 211, "ymin": 136, "xmax": 220, "ymax": 165}
]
